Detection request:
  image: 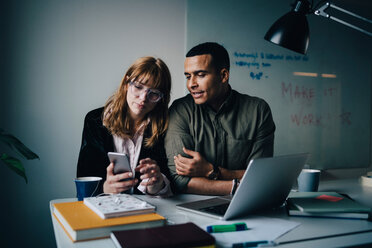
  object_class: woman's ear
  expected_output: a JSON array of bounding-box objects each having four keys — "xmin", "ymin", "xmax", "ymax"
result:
[{"xmin": 220, "ymin": 68, "xmax": 229, "ymax": 84}]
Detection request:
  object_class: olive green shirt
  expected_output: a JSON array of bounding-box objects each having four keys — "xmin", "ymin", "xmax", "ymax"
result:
[{"xmin": 164, "ymin": 89, "xmax": 276, "ymax": 193}]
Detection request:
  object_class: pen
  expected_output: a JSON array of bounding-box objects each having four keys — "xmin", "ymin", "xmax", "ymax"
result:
[
  {"xmin": 206, "ymin": 222, "xmax": 248, "ymax": 233},
  {"xmin": 232, "ymin": 240, "xmax": 276, "ymax": 248}
]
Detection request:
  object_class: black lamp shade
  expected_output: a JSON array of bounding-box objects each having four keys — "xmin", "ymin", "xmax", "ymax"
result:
[{"xmin": 264, "ymin": 4, "xmax": 310, "ymax": 54}]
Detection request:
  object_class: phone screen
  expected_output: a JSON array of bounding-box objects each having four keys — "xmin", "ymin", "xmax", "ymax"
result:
[{"xmin": 108, "ymin": 152, "xmax": 131, "ymax": 175}]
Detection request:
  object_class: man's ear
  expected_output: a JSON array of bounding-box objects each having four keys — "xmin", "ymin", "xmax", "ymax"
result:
[{"xmin": 220, "ymin": 68, "xmax": 229, "ymax": 84}]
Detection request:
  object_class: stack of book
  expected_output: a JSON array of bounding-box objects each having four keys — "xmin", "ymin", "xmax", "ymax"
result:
[
  {"xmin": 52, "ymin": 194, "xmax": 165, "ymax": 242},
  {"xmin": 287, "ymin": 191, "xmax": 371, "ymax": 220}
]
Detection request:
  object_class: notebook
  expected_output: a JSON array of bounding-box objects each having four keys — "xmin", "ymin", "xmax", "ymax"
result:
[
  {"xmin": 84, "ymin": 194, "xmax": 156, "ymax": 219},
  {"xmin": 286, "ymin": 191, "xmax": 371, "ymax": 219},
  {"xmin": 110, "ymin": 222, "xmax": 215, "ymax": 248},
  {"xmin": 176, "ymin": 153, "xmax": 309, "ymax": 220}
]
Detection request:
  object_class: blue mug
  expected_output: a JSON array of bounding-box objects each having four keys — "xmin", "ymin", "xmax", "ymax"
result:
[
  {"xmin": 74, "ymin": 177, "xmax": 102, "ymax": 201},
  {"xmin": 297, "ymin": 169, "xmax": 321, "ymax": 192}
]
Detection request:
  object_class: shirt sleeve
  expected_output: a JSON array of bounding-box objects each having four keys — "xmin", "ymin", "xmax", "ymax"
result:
[
  {"xmin": 247, "ymin": 99, "xmax": 276, "ymax": 162},
  {"xmin": 164, "ymin": 99, "xmax": 194, "ymax": 193},
  {"xmin": 77, "ymin": 108, "xmax": 111, "ymax": 194}
]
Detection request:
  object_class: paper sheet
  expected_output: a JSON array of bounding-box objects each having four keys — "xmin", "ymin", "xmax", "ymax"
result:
[{"xmin": 201, "ymin": 216, "xmax": 300, "ymax": 247}]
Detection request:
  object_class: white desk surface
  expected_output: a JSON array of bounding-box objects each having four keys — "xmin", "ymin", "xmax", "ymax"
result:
[{"xmin": 50, "ymin": 178, "xmax": 372, "ymax": 248}]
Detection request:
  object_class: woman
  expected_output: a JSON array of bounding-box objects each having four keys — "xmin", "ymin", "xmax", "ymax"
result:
[{"xmin": 77, "ymin": 56, "xmax": 172, "ymax": 196}]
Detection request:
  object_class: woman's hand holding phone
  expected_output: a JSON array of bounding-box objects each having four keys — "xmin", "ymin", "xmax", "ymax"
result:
[
  {"xmin": 103, "ymin": 162, "xmax": 138, "ymax": 194},
  {"xmin": 103, "ymin": 152, "xmax": 137, "ymax": 194},
  {"xmin": 103, "ymin": 153, "xmax": 164, "ymax": 194}
]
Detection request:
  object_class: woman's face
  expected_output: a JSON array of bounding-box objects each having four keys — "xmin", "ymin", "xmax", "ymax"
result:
[{"xmin": 126, "ymin": 78, "xmax": 159, "ymax": 122}]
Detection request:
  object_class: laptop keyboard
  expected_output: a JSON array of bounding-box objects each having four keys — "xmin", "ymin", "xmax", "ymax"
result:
[{"xmin": 200, "ymin": 203, "xmax": 229, "ymax": 215}]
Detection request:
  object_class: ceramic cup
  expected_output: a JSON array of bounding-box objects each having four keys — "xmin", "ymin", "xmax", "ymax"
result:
[
  {"xmin": 74, "ymin": 177, "xmax": 102, "ymax": 201},
  {"xmin": 297, "ymin": 169, "xmax": 321, "ymax": 192}
]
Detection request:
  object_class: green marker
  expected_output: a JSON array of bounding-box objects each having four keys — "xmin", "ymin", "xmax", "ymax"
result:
[{"xmin": 206, "ymin": 222, "xmax": 248, "ymax": 233}]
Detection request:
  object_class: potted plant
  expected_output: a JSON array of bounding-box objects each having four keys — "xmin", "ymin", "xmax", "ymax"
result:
[{"xmin": 0, "ymin": 128, "xmax": 39, "ymax": 183}]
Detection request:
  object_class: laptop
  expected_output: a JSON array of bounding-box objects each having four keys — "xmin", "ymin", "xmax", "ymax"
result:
[{"xmin": 176, "ymin": 153, "xmax": 309, "ymax": 220}]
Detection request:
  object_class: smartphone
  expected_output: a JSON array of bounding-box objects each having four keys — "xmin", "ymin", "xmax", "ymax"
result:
[{"xmin": 107, "ymin": 152, "xmax": 132, "ymax": 175}]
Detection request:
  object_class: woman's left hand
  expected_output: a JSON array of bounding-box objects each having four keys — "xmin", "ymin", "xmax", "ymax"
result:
[{"xmin": 135, "ymin": 158, "xmax": 164, "ymax": 195}]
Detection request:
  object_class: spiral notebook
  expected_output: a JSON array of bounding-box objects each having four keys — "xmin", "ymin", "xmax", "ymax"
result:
[{"xmin": 84, "ymin": 194, "xmax": 156, "ymax": 219}]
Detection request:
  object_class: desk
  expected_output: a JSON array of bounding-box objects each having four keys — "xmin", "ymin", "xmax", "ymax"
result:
[{"xmin": 50, "ymin": 178, "xmax": 372, "ymax": 248}]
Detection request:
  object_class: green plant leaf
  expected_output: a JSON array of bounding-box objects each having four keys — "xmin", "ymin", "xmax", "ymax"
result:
[
  {"xmin": 0, "ymin": 153, "xmax": 28, "ymax": 183},
  {"xmin": 0, "ymin": 128, "xmax": 39, "ymax": 160}
]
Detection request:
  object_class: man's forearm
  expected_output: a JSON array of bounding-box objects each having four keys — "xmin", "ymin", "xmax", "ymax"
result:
[
  {"xmin": 183, "ymin": 167, "xmax": 245, "ymax": 195},
  {"xmin": 218, "ymin": 167, "xmax": 245, "ymax": 180},
  {"xmin": 185, "ymin": 177, "xmax": 233, "ymax": 195}
]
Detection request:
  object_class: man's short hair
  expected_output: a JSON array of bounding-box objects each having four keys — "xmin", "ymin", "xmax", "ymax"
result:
[{"xmin": 186, "ymin": 42, "xmax": 230, "ymax": 71}]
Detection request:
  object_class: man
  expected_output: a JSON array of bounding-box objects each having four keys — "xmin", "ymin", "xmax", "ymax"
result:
[{"xmin": 164, "ymin": 42, "xmax": 275, "ymax": 195}]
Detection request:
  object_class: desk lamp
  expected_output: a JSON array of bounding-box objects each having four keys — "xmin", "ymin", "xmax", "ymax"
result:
[{"xmin": 264, "ymin": 0, "xmax": 372, "ymax": 54}]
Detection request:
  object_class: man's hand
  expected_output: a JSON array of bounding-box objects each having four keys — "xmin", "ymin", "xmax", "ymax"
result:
[{"xmin": 174, "ymin": 147, "xmax": 213, "ymax": 177}]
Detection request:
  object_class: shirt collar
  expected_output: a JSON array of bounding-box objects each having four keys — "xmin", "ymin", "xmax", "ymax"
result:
[
  {"xmin": 202, "ymin": 85, "xmax": 234, "ymax": 115},
  {"xmin": 134, "ymin": 118, "xmax": 150, "ymax": 138}
]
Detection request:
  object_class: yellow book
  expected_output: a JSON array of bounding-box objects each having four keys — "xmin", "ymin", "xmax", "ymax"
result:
[{"xmin": 53, "ymin": 201, "xmax": 165, "ymax": 242}]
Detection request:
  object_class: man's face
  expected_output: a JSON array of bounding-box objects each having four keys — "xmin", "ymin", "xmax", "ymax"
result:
[{"xmin": 184, "ymin": 54, "xmax": 225, "ymax": 106}]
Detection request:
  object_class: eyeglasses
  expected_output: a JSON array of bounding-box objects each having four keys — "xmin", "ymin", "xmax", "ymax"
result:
[{"xmin": 129, "ymin": 81, "xmax": 164, "ymax": 103}]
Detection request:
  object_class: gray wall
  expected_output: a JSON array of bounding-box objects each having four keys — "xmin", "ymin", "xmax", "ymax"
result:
[
  {"xmin": 0, "ymin": 0, "xmax": 186, "ymax": 247},
  {"xmin": 187, "ymin": 0, "xmax": 372, "ymax": 170}
]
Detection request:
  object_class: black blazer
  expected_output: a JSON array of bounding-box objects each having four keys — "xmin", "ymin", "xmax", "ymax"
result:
[{"xmin": 76, "ymin": 107, "xmax": 171, "ymax": 194}]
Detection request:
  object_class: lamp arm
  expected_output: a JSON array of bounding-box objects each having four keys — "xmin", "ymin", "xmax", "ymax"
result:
[{"xmin": 314, "ymin": 2, "xmax": 372, "ymax": 37}]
